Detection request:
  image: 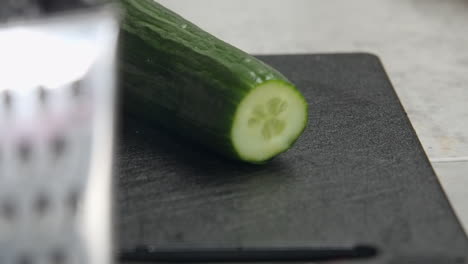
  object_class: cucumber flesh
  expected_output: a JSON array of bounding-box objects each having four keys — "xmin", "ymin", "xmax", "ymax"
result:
[{"xmin": 232, "ymin": 80, "xmax": 308, "ymax": 162}]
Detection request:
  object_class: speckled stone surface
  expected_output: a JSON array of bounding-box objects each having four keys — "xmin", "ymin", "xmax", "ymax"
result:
[
  {"xmin": 117, "ymin": 54, "xmax": 468, "ymax": 264},
  {"xmin": 158, "ymin": 0, "xmax": 468, "ymax": 233}
]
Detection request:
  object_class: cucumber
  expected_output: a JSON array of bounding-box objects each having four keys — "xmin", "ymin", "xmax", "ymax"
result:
[{"xmin": 120, "ymin": 0, "xmax": 308, "ymax": 164}]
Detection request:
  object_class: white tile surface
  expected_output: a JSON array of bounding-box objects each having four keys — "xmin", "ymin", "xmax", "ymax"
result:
[
  {"xmin": 433, "ymin": 161, "xmax": 468, "ymax": 233},
  {"xmin": 157, "ymin": 0, "xmax": 468, "ymax": 231}
]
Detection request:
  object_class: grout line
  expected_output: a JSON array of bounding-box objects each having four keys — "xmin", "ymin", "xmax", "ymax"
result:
[{"xmin": 430, "ymin": 157, "xmax": 468, "ymax": 163}]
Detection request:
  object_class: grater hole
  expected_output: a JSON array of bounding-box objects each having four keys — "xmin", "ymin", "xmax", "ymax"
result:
[
  {"xmin": 67, "ymin": 191, "xmax": 80, "ymax": 215},
  {"xmin": 50, "ymin": 248, "xmax": 67, "ymax": 264},
  {"xmin": 18, "ymin": 141, "xmax": 32, "ymax": 162},
  {"xmin": 16, "ymin": 254, "xmax": 32, "ymax": 264},
  {"xmin": 1, "ymin": 199, "xmax": 16, "ymax": 222},
  {"xmin": 51, "ymin": 136, "xmax": 66, "ymax": 158},
  {"xmin": 34, "ymin": 193, "xmax": 50, "ymax": 217},
  {"xmin": 38, "ymin": 86, "xmax": 48, "ymax": 103},
  {"xmin": 71, "ymin": 81, "xmax": 82, "ymax": 97},
  {"xmin": 2, "ymin": 90, "xmax": 12, "ymax": 109}
]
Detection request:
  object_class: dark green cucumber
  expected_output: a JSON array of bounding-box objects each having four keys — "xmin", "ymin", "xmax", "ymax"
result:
[{"xmin": 120, "ymin": 0, "xmax": 308, "ymax": 164}]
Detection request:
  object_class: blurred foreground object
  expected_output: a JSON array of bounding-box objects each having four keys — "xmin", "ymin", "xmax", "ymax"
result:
[
  {"xmin": 0, "ymin": 0, "xmax": 104, "ymax": 20},
  {"xmin": 0, "ymin": 3, "xmax": 119, "ymax": 264}
]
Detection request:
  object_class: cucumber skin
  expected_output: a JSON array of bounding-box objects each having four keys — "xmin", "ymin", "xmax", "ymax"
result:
[{"xmin": 120, "ymin": 0, "xmax": 305, "ymax": 162}]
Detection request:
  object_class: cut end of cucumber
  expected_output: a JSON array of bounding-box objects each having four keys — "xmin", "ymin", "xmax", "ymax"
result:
[{"xmin": 231, "ymin": 80, "xmax": 308, "ymax": 163}]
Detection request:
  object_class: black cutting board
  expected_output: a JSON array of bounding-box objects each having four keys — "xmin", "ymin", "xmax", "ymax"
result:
[{"xmin": 116, "ymin": 54, "xmax": 468, "ymax": 263}]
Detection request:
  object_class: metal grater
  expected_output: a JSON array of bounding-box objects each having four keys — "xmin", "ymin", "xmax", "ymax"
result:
[{"xmin": 0, "ymin": 7, "xmax": 119, "ymax": 264}]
